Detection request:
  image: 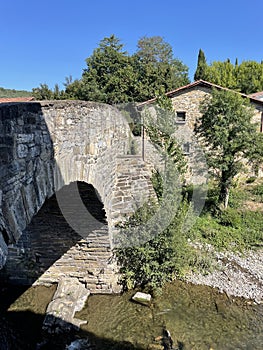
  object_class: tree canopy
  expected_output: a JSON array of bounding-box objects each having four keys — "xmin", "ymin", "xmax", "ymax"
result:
[
  {"xmin": 32, "ymin": 35, "xmax": 190, "ymax": 103},
  {"xmin": 194, "ymin": 49, "xmax": 263, "ymax": 94},
  {"xmin": 195, "ymin": 89, "xmax": 263, "ymax": 208}
]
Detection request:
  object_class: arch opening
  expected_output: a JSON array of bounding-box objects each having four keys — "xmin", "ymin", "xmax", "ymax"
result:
[{"xmin": 0, "ymin": 182, "xmax": 117, "ymax": 291}]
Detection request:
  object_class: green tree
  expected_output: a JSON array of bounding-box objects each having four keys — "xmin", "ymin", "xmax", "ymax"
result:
[
  {"xmin": 205, "ymin": 60, "xmax": 237, "ymax": 90},
  {"xmin": 143, "ymin": 93, "xmax": 187, "ymax": 179},
  {"xmin": 235, "ymin": 61, "xmax": 263, "ymax": 94},
  {"xmin": 64, "ymin": 78, "xmax": 83, "ymax": 99},
  {"xmin": 32, "ymin": 83, "xmax": 65, "ymax": 100},
  {"xmin": 135, "ymin": 36, "xmax": 174, "ymax": 64},
  {"xmin": 115, "ymin": 96, "xmax": 191, "ymax": 292},
  {"xmin": 80, "ymin": 35, "xmax": 137, "ymax": 104},
  {"xmin": 194, "ymin": 49, "xmax": 208, "ymax": 81},
  {"xmin": 32, "ymin": 83, "xmax": 54, "ymax": 100},
  {"xmin": 133, "ymin": 36, "xmax": 190, "ymax": 101},
  {"xmin": 197, "ymin": 56, "xmax": 263, "ymax": 94},
  {"xmin": 195, "ymin": 89, "xmax": 262, "ymax": 208}
]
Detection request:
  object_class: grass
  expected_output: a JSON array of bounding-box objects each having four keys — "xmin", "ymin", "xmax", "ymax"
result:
[{"xmin": 187, "ymin": 181, "xmax": 263, "ymax": 251}]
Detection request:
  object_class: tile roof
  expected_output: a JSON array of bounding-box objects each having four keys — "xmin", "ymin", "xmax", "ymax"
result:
[
  {"xmin": 0, "ymin": 97, "xmax": 35, "ymax": 103},
  {"xmin": 138, "ymin": 80, "xmax": 263, "ymax": 107}
]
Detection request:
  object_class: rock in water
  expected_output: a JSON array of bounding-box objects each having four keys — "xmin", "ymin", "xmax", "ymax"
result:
[
  {"xmin": 43, "ymin": 277, "xmax": 90, "ymax": 334},
  {"xmin": 65, "ymin": 338, "xmax": 92, "ymax": 349},
  {"xmin": 132, "ymin": 291, "xmax": 151, "ymax": 305}
]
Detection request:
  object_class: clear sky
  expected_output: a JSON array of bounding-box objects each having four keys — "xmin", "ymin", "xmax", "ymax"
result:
[{"xmin": 1, "ymin": 0, "xmax": 262, "ymax": 92}]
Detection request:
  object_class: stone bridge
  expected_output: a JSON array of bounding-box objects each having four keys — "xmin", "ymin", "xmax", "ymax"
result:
[{"xmin": 0, "ymin": 101, "xmax": 155, "ymax": 290}]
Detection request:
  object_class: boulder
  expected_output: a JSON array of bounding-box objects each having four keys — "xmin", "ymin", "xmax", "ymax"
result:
[{"xmin": 132, "ymin": 291, "xmax": 151, "ymax": 305}]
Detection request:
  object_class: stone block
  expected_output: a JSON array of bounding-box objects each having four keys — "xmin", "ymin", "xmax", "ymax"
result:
[
  {"xmin": 132, "ymin": 291, "xmax": 152, "ymax": 305},
  {"xmin": 17, "ymin": 144, "xmax": 28, "ymax": 158}
]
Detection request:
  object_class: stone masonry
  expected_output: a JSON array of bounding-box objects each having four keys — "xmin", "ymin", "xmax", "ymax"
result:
[{"xmin": 0, "ymin": 101, "xmax": 155, "ymax": 283}]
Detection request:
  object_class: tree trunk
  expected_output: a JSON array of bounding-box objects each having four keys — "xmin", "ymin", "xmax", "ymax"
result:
[{"xmin": 219, "ymin": 182, "xmax": 230, "ymax": 209}]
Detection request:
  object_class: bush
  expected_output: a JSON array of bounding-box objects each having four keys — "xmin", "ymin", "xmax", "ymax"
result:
[
  {"xmin": 219, "ymin": 208, "xmax": 242, "ymax": 229},
  {"xmin": 251, "ymin": 183, "xmax": 263, "ymax": 202},
  {"xmin": 114, "ymin": 201, "xmax": 196, "ymax": 292}
]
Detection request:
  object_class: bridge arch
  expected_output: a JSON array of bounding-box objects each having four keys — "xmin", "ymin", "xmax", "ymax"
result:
[{"xmin": 0, "ymin": 101, "xmax": 155, "ymax": 270}]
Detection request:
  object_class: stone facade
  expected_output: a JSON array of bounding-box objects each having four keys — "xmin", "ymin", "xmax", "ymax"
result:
[
  {"xmin": 139, "ymin": 81, "xmax": 263, "ymax": 184},
  {"xmin": 169, "ymin": 84, "xmax": 263, "ymax": 132},
  {"xmin": 0, "ymin": 101, "xmax": 155, "ymax": 279}
]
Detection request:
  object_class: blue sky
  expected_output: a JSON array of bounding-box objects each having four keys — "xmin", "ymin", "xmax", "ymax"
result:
[{"xmin": 1, "ymin": 0, "xmax": 262, "ymax": 91}]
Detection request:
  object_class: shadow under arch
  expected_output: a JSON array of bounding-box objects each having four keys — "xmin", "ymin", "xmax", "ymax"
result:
[{"xmin": 0, "ymin": 181, "xmax": 114, "ymax": 288}]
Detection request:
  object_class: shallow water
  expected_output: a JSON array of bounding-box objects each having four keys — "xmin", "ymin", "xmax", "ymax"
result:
[
  {"xmin": 78, "ymin": 281, "xmax": 263, "ymax": 349},
  {"xmin": 1, "ymin": 281, "xmax": 262, "ymax": 349}
]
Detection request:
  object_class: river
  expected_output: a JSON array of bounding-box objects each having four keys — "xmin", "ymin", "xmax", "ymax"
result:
[{"xmin": 1, "ymin": 280, "xmax": 262, "ymax": 350}]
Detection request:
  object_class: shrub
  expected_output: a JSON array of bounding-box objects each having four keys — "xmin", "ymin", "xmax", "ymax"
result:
[{"xmin": 114, "ymin": 201, "xmax": 196, "ymax": 292}]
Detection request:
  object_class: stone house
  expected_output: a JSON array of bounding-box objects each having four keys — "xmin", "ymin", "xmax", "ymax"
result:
[{"xmin": 138, "ymin": 80, "xmax": 263, "ymax": 183}]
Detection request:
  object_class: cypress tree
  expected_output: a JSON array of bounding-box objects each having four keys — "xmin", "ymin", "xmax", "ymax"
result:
[{"xmin": 194, "ymin": 49, "xmax": 207, "ymax": 81}]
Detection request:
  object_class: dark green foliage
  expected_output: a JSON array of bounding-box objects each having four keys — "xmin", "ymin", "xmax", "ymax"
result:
[
  {"xmin": 133, "ymin": 36, "xmax": 190, "ymax": 102},
  {"xmin": 80, "ymin": 35, "xmax": 137, "ymax": 104},
  {"xmin": 32, "ymin": 83, "xmax": 65, "ymax": 100},
  {"xmin": 64, "ymin": 35, "xmax": 189, "ymax": 104},
  {"xmin": 114, "ymin": 201, "xmax": 195, "ymax": 292},
  {"xmin": 194, "ymin": 49, "xmax": 208, "ymax": 81}
]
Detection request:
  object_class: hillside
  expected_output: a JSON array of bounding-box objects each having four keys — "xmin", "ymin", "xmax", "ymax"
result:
[{"xmin": 0, "ymin": 87, "xmax": 31, "ymax": 98}]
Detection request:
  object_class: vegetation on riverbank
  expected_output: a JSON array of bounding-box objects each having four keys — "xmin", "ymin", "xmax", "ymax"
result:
[
  {"xmin": 188, "ymin": 181, "xmax": 263, "ymax": 251},
  {"xmin": 115, "ymin": 179, "xmax": 263, "ymax": 293}
]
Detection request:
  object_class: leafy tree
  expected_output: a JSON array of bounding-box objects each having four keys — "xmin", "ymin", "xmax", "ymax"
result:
[
  {"xmin": 135, "ymin": 36, "xmax": 174, "ymax": 64},
  {"xmin": 34, "ymin": 35, "xmax": 190, "ymax": 103},
  {"xmin": 133, "ymin": 36, "xmax": 190, "ymax": 101},
  {"xmin": 32, "ymin": 83, "xmax": 65, "ymax": 100},
  {"xmin": 143, "ymin": 92, "xmax": 187, "ymax": 179},
  {"xmin": 114, "ymin": 95, "xmax": 191, "ymax": 292},
  {"xmin": 205, "ymin": 60, "xmax": 237, "ymax": 90},
  {"xmin": 198, "ymin": 56, "xmax": 263, "ymax": 94},
  {"xmin": 235, "ymin": 61, "xmax": 263, "ymax": 94},
  {"xmin": 32, "ymin": 83, "xmax": 54, "ymax": 100},
  {"xmin": 194, "ymin": 49, "xmax": 208, "ymax": 81},
  {"xmin": 80, "ymin": 35, "xmax": 137, "ymax": 104},
  {"xmin": 64, "ymin": 78, "xmax": 83, "ymax": 99},
  {"xmin": 195, "ymin": 89, "xmax": 263, "ymax": 208}
]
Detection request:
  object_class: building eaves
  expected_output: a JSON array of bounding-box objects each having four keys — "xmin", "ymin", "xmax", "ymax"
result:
[{"xmin": 138, "ymin": 80, "xmax": 263, "ymax": 107}]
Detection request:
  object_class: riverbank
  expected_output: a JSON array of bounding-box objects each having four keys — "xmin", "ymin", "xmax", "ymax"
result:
[{"xmin": 185, "ymin": 244, "xmax": 263, "ymax": 303}]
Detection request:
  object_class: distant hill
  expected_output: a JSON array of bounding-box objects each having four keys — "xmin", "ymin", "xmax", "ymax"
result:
[{"xmin": 0, "ymin": 87, "xmax": 31, "ymax": 98}]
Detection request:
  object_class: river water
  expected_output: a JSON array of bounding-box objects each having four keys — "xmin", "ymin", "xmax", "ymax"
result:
[
  {"xmin": 1, "ymin": 280, "xmax": 262, "ymax": 350},
  {"xmin": 1, "ymin": 183, "xmax": 262, "ymax": 349}
]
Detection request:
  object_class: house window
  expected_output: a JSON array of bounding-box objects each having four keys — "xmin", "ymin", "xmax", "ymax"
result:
[
  {"xmin": 176, "ymin": 111, "xmax": 186, "ymax": 123},
  {"xmin": 183, "ymin": 142, "xmax": 190, "ymax": 155}
]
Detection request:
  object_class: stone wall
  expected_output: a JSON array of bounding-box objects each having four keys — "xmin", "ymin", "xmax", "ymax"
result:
[
  {"xmin": 169, "ymin": 86, "xmax": 263, "ymax": 179},
  {"xmin": 139, "ymin": 85, "xmax": 263, "ymax": 185},
  {"xmin": 0, "ymin": 101, "xmax": 155, "ymax": 271},
  {"xmin": 170, "ymin": 86, "xmax": 263, "ymax": 130}
]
